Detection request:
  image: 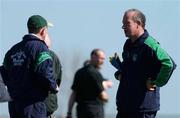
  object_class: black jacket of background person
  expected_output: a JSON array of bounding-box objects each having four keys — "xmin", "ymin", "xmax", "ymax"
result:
[
  {"xmin": 72, "ymin": 64, "xmax": 104, "ymax": 105},
  {"xmin": 2, "ymin": 34, "xmax": 57, "ymax": 102},
  {"xmin": 116, "ymin": 30, "xmax": 176, "ymax": 112}
]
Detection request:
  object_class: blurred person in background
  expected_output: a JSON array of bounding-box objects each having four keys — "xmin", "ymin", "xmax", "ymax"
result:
[{"xmin": 66, "ymin": 49, "xmax": 112, "ymax": 118}]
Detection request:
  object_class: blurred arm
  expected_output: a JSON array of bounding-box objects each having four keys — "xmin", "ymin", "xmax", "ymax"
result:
[
  {"xmin": 99, "ymin": 90, "xmax": 109, "ymax": 102},
  {"xmin": 102, "ymin": 80, "xmax": 113, "ymax": 90},
  {"xmin": 67, "ymin": 91, "xmax": 76, "ymax": 117}
]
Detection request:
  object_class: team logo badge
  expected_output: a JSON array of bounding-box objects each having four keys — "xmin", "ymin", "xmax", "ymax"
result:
[
  {"xmin": 132, "ymin": 54, "xmax": 138, "ymax": 62},
  {"xmin": 11, "ymin": 50, "xmax": 26, "ymax": 66}
]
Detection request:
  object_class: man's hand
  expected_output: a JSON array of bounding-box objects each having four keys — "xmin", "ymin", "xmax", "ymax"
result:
[
  {"xmin": 55, "ymin": 85, "xmax": 60, "ymax": 93},
  {"xmin": 109, "ymin": 53, "xmax": 122, "ymax": 70},
  {"xmin": 49, "ymin": 85, "xmax": 59, "ymax": 94},
  {"xmin": 102, "ymin": 80, "xmax": 113, "ymax": 90},
  {"xmin": 66, "ymin": 112, "xmax": 72, "ymax": 118},
  {"xmin": 146, "ymin": 78, "xmax": 156, "ymax": 91},
  {"xmin": 99, "ymin": 91, "xmax": 109, "ymax": 102},
  {"xmin": 66, "ymin": 115, "xmax": 72, "ymax": 118}
]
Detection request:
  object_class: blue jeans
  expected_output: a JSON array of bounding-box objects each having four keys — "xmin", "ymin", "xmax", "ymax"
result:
[
  {"xmin": 116, "ymin": 111, "xmax": 157, "ymax": 118},
  {"xmin": 8, "ymin": 101, "xmax": 47, "ymax": 118}
]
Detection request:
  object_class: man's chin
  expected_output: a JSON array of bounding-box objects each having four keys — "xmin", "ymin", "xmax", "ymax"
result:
[
  {"xmin": 125, "ymin": 34, "xmax": 129, "ymax": 37},
  {"xmin": 96, "ymin": 66, "xmax": 101, "ymax": 69}
]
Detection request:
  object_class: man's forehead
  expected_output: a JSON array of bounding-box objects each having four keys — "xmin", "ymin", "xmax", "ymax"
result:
[
  {"xmin": 123, "ymin": 12, "xmax": 135, "ymax": 22},
  {"xmin": 97, "ymin": 51, "xmax": 106, "ymax": 58}
]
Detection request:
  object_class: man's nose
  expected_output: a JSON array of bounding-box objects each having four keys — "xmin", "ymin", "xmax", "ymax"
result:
[{"xmin": 122, "ymin": 25, "xmax": 125, "ymax": 29}]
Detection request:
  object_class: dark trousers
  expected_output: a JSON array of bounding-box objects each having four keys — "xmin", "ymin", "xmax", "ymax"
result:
[
  {"xmin": 8, "ymin": 101, "xmax": 47, "ymax": 118},
  {"xmin": 77, "ymin": 103, "xmax": 104, "ymax": 118},
  {"xmin": 116, "ymin": 111, "xmax": 157, "ymax": 118}
]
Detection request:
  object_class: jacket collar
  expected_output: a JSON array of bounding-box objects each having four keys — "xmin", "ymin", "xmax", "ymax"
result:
[
  {"xmin": 130, "ymin": 30, "xmax": 149, "ymax": 47},
  {"xmin": 22, "ymin": 34, "xmax": 45, "ymax": 44}
]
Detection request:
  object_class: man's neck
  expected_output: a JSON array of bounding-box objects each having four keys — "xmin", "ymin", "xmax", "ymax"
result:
[
  {"xmin": 131, "ymin": 29, "xmax": 144, "ymax": 43},
  {"xmin": 29, "ymin": 33, "xmax": 43, "ymax": 41}
]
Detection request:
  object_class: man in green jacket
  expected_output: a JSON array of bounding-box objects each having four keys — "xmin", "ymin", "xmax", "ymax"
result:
[
  {"xmin": 43, "ymin": 29, "xmax": 62, "ymax": 118},
  {"xmin": 45, "ymin": 50, "xmax": 62, "ymax": 118}
]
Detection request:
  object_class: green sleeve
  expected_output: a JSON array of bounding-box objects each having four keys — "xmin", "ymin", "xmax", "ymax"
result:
[
  {"xmin": 34, "ymin": 51, "xmax": 52, "ymax": 71},
  {"xmin": 145, "ymin": 36, "xmax": 174, "ymax": 87}
]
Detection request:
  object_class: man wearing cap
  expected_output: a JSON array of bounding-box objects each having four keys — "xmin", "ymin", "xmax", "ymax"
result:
[{"xmin": 1, "ymin": 15, "xmax": 59, "ymax": 118}]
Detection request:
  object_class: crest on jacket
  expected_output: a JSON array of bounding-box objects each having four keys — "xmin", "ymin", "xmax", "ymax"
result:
[{"xmin": 11, "ymin": 50, "xmax": 26, "ymax": 66}]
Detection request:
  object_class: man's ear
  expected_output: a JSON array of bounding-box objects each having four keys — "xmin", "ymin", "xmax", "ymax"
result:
[
  {"xmin": 136, "ymin": 20, "xmax": 143, "ymax": 28},
  {"xmin": 39, "ymin": 27, "xmax": 47, "ymax": 38}
]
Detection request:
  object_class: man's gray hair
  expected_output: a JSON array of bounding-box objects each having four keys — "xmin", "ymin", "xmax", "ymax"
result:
[{"xmin": 125, "ymin": 8, "xmax": 146, "ymax": 28}]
